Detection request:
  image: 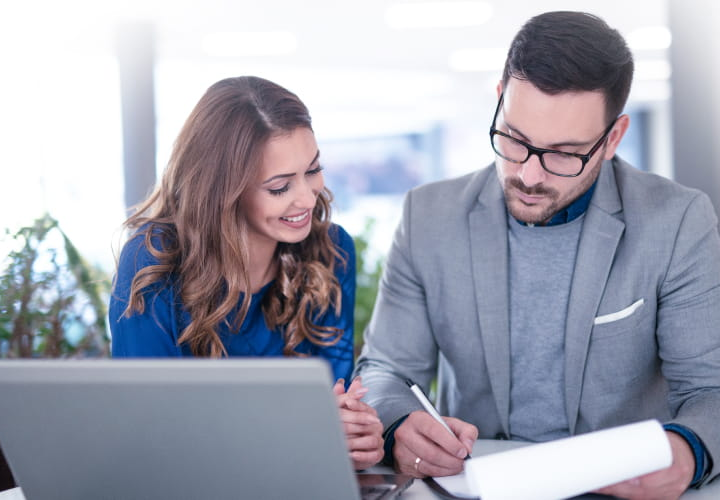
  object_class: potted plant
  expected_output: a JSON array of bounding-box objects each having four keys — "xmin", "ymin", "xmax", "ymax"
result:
[
  {"xmin": 352, "ymin": 218, "xmax": 384, "ymax": 357},
  {"xmin": 0, "ymin": 214, "xmax": 110, "ymax": 358}
]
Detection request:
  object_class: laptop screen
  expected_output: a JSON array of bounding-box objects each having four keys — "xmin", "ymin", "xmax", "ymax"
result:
[{"xmin": 0, "ymin": 358, "xmax": 365, "ymax": 500}]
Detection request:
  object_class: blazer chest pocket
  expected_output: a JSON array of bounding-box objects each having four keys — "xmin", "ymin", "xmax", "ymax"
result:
[{"xmin": 591, "ymin": 298, "xmax": 647, "ymax": 340}]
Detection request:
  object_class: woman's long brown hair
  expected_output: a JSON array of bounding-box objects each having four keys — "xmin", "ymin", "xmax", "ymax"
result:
[{"xmin": 118, "ymin": 76, "xmax": 344, "ymax": 357}]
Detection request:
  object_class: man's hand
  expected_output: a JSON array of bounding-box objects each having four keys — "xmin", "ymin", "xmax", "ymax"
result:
[
  {"xmin": 392, "ymin": 410, "xmax": 478, "ymax": 478},
  {"xmin": 594, "ymin": 431, "xmax": 695, "ymax": 500},
  {"xmin": 333, "ymin": 378, "xmax": 384, "ymax": 470}
]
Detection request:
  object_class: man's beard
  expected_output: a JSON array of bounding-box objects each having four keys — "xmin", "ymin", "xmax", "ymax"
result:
[{"xmin": 503, "ymin": 177, "xmax": 561, "ymax": 224}]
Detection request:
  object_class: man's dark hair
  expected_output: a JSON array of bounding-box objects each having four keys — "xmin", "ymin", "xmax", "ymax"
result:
[{"xmin": 502, "ymin": 11, "xmax": 634, "ymax": 124}]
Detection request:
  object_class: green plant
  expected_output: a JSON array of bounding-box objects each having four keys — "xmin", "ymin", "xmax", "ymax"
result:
[
  {"xmin": 0, "ymin": 214, "xmax": 111, "ymax": 358},
  {"xmin": 352, "ymin": 218, "xmax": 384, "ymax": 356}
]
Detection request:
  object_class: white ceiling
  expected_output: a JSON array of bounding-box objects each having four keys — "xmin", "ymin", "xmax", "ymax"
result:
[
  {"xmin": 135, "ymin": 0, "xmax": 668, "ymax": 70},
  {"xmin": 3, "ymin": 0, "xmax": 671, "ymax": 142},
  {"xmin": 151, "ymin": 1, "xmax": 669, "ymax": 137}
]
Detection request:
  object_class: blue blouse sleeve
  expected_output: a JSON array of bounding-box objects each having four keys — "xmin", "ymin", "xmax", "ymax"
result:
[
  {"xmin": 109, "ymin": 233, "xmax": 184, "ymax": 357},
  {"xmin": 315, "ymin": 224, "xmax": 356, "ymax": 383}
]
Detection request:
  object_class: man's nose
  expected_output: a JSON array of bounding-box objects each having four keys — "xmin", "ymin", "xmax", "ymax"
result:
[{"xmin": 518, "ymin": 153, "xmax": 547, "ymax": 187}]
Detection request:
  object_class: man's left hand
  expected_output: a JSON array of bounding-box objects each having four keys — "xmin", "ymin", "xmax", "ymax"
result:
[{"xmin": 593, "ymin": 431, "xmax": 695, "ymax": 500}]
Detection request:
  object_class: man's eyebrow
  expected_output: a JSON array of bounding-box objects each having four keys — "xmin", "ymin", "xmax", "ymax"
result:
[
  {"xmin": 504, "ymin": 118, "xmax": 595, "ymax": 149},
  {"xmin": 261, "ymin": 150, "xmax": 320, "ymax": 185}
]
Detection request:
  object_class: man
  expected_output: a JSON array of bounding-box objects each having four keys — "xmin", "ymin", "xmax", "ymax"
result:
[{"xmin": 355, "ymin": 11, "xmax": 720, "ymax": 499}]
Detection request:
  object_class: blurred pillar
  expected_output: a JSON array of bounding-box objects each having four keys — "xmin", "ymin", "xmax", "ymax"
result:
[
  {"xmin": 116, "ymin": 21, "xmax": 157, "ymax": 213},
  {"xmin": 669, "ymin": 0, "xmax": 720, "ymax": 215}
]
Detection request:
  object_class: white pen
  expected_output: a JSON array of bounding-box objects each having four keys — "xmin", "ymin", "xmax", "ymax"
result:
[{"xmin": 405, "ymin": 378, "xmax": 471, "ymax": 459}]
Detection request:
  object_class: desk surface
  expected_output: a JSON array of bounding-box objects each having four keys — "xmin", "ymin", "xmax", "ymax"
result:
[{"xmin": 1, "ymin": 439, "xmax": 718, "ymax": 499}]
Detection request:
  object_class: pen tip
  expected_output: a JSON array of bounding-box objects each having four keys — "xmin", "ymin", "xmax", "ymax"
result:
[{"xmin": 404, "ymin": 378, "xmax": 414, "ymax": 387}]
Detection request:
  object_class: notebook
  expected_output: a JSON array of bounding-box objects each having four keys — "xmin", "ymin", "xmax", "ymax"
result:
[{"xmin": 0, "ymin": 358, "xmax": 412, "ymax": 500}]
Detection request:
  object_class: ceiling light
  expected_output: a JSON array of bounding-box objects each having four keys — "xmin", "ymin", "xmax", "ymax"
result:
[
  {"xmin": 449, "ymin": 47, "xmax": 506, "ymax": 72},
  {"xmin": 627, "ymin": 26, "xmax": 672, "ymax": 50},
  {"xmin": 385, "ymin": 1, "xmax": 493, "ymax": 29},
  {"xmin": 202, "ymin": 31, "xmax": 298, "ymax": 57}
]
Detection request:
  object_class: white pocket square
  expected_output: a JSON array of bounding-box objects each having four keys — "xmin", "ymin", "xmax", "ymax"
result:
[{"xmin": 593, "ymin": 298, "xmax": 645, "ymax": 325}]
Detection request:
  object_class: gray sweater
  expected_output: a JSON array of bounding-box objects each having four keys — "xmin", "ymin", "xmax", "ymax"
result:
[{"xmin": 507, "ymin": 213, "xmax": 584, "ymax": 441}]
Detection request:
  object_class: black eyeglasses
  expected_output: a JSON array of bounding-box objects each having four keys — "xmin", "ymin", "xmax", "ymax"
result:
[{"xmin": 489, "ymin": 93, "xmax": 617, "ymax": 178}]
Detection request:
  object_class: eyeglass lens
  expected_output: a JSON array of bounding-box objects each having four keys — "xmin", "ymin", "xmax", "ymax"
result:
[{"xmin": 491, "ymin": 134, "xmax": 584, "ymax": 176}]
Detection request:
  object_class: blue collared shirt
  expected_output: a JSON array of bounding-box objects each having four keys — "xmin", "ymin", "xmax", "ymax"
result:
[
  {"xmin": 665, "ymin": 424, "xmax": 711, "ymax": 487},
  {"xmin": 516, "ymin": 180, "xmax": 597, "ymax": 227}
]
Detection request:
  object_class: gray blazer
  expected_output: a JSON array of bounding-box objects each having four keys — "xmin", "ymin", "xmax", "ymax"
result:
[{"xmin": 355, "ymin": 157, "xmax": 720, "ymax": 486}]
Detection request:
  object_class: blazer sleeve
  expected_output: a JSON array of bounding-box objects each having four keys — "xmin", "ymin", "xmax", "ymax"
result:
[
  {"xmin": 657, "ymin": 192, "xmax": 720, "ymax": 486},
  {"xmin": 354, "ymin": 191, "xmax": 439, "ymax": 429}
]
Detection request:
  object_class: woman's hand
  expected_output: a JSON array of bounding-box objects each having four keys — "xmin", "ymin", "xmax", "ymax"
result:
[{"xmin": 333, "ymin": 377, "xmax": 385, "ymax": 470}]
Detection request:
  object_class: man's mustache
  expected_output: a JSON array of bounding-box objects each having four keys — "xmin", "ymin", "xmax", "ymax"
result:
[{"xmin": 507, "ymin": 177, "xmax": 555, "ymax": 197}]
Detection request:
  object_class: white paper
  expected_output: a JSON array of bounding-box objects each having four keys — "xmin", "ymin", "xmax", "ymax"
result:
[
  {"xmin": 0, "ymin": 488, "xmax": 26, "ymax": 500},
  {"xmin": 459, "ymin": 419, "xmax": 671, "ymax": 500},
  {"xmin": 433, "ymin": 470, "xmax": 476, "ymax": 499}
]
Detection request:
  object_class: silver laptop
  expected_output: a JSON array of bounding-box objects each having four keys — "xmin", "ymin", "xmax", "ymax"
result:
[{"xmin": 0, "ymin": 358, "xmax": 411, "ymax": 500}]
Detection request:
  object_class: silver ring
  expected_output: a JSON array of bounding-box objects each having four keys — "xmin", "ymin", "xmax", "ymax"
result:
[{"xmin": 414, "ymin": 457, "xmax": 422, "ymax": 470}]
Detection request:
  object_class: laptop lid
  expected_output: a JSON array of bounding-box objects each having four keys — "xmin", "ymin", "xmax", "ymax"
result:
[{"xmin": 0, "ymin": 358, "xmax": 364, "ymax": 500}]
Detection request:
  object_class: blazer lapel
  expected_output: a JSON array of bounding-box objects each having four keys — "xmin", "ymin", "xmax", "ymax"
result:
[
  {"xmin": 468, "ymin": 173, "xmax": 512, "ymax": 433},
  {"xmin": 564, "ymin": 161, "xmax": 625, "ymax": 432}
]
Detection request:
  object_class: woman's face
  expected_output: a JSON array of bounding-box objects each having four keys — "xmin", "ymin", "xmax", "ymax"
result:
[{"xmin": 242, "ymin": 127, "xmax": 324, "ymax": 256}]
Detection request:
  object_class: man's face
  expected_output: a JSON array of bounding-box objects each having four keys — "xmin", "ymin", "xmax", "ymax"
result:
[{"xmin": 494, "ymin": 78, "xmax": 627, "ymax": 225}]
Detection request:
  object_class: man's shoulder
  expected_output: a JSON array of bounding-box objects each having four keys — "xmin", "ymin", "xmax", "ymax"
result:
[
  {"xmin": 609, "ymin": 157, "xmax": 716, "ymax": 227},
  {"xmin": 613, "ymin": 157, "xmax": 702, "ymax": 201}
]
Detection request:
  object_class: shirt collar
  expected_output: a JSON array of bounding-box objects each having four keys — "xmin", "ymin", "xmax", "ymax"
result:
[{"xmin": 515, "ymin": 179, "xmax": 598, "ymax": 227}]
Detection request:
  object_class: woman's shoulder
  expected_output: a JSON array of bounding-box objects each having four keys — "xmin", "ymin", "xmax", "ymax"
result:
[
  {"xmin": 327, "ymin": 223, "xmax": 355, "ymax": 278},
  {"xmin": 328, "ymin": 223, "xmax": 355, "ymax": 255},
  {"xmin": 118, "ymin": 223, "xmax": 177, "ymax": 272}
]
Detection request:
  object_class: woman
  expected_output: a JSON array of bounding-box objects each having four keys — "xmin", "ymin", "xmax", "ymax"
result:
[{"xmin": 109, "ymin": 76, "xmax": 383, "ymax": 470}]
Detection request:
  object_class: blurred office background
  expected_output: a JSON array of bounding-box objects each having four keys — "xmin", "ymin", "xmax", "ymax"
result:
[{"xmin": 0, "ymin": 0, "xmax": 718, "ymax": 291}]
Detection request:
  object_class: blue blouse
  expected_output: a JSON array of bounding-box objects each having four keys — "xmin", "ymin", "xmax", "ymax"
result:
[{"xmin": 109, "ymin": 224, "xmax": 356, "ymax": 382}]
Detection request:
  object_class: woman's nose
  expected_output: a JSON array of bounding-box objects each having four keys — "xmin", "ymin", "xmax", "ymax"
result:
[{"xmin": 295, "ymin": 180, "xmax": 318, "ymax": 208}]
